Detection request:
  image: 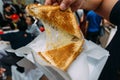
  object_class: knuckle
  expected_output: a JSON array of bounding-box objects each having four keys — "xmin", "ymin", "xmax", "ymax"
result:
[{"xmin": 64, "ymin": 0, "xmax": 73, "ymax": 5}]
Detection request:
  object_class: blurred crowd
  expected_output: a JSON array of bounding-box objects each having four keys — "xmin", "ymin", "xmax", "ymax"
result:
[
  {"xmin": 0, "ymin": 1, "xmax": 45, "ymax": 49},
  {"xmin": 75, "ymin": 9, "xmax": 115, "ymax": 45},
  {"xmin": 0, "ymin": 1, "xmax": 45, "ymax": 79}
]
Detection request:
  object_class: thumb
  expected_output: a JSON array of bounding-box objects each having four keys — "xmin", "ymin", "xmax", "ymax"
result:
[
  {"xmin": 60, "ymin": 0, "xmax": 75, "ymax": 10},
  {"xmin": 45, "ymin": 0, "xmax": 52, "ymax": 5}
]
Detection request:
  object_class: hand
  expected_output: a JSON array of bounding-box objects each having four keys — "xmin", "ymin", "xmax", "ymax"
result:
[
  {"xmin": 0, "ymin": 68, "xmax": 6, "ymax": 77},
  {"xmin": 45, "ymin": 0, "xmax": 103, "ymax": 11},
  {"xmin": 45, "ymin": 0, "xmax": 118, "ymax": 22}
]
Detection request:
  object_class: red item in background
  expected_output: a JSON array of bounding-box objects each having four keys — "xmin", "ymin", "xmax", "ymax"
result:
[
  {"xmin": 11, "ymin": 14, "xmax": 19, "ymax": 20},
  {"xmin": 40, "ymin": 26, "xmax": 45, "ymax": 32},
  {"xmin": 0, "ymin": 29, "xmax": 4, "ymax": 34}
]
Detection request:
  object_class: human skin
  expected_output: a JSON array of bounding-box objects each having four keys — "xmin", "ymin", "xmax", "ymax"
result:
[
  {"xmin": 0, "ymin": 68, "xmax": 6, "ymax": 77},
  {"xmin": 45, "ymin": 0, "xmax": 118, "ymax": 21}
]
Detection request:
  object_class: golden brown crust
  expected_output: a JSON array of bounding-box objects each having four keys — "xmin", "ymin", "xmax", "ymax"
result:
[
  {"xmin": 38, "ymin": 52, "xmax": 50, "ymax": 63},
  {"xmin": 26, "ymin": 4, "xmax": 85, "ymax": 71},
  {"xmin": 26, "ymin": 4, "xmax": 82, "ymax": 39},
  {"xmin": 38, "ymin": 39, "xmax": 84, "ymax": 71}
]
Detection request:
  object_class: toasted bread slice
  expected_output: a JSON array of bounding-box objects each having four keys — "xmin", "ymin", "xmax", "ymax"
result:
[
  {"xmin": 26, "ymin": 4, "xmax": 82, "ymax": 38},
  {"xmin": 38, "ymin": 40, "xmax": 83, "ymax": 71},
  {"xmin": 26, "ymin": 4, "xmax": 84, "ymax": 71}
]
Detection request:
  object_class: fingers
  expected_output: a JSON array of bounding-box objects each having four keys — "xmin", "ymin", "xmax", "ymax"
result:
[
  {"xmin": 70, "ymin": 0, "xmax": 83, "ymax": 11},
  {"xmin": 45, "ymin": 0, "xmax": 71, "ymax": 10},
  {"xmin": 45, "ymin": 0, "xmax": 80, "ymax": 11},
  {"xmin": 60, "ymin": 0, "xmax": 76, "ymax": 10},
  {"xmin": 45, "ymin": 0, "xmax": 56, "ymax": 5},
  {"xmin": 45, "ymin": 0, "xmax": 52, "ymax": 5},
  {"xmin": 53, "ymin": 2, "xmax": 59, "ymax": 5}
]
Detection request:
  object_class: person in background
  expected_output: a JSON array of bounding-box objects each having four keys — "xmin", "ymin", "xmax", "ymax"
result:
[
  {"xmin": 75, "ymin": 9, "xmax": 84, "ymax": 25},
  {"xmin": 3, "ymin": 3, "xmax": 16, "ymax": 23},
  {"xmin": 0, "ymin": 12, "xmax": 9, "ymax": 27},
  {"xmin": 75, "ymin": 9, "xmax": 88, "ymax": 37},
  {"xmin": 86, "ymin": 10, "xmax": 102, "ymax": 43},
  {"xmin": 0, "ymin": 68, "xmax": 6, "ymax": 77},
  {"xmin": 0, "ymin": 21, "xmax": 33, "ymax": 76},
  {"xmin": 102, "ymin": 19, "xmax": 115, "ymax": 28},
  {"xmin": 0, "ymin": 21, "xmax": 33, "ymax": 49},
  {"xmin": 26, "ymin": 16, "xmax": 41, "ymax": 38},
  {"xmin": 9, "ymin": 14, "xmax": 20, "ymax": 30},
  {"xmin": 1, "ymin": 14, "xmax": 20, "ymax": 32},
  {"xmin": 12, "ymin": 4, "xmax": 25, "ymax": 21}
]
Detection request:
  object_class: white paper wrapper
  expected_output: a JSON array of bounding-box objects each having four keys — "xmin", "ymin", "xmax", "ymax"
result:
[
  {"xmin": 0, "ymin": 41, "xmax": 11, "ymax": 58},
  {"xmin": 11, "ymin": 32, "xmax": 109, "ymax": 80}
]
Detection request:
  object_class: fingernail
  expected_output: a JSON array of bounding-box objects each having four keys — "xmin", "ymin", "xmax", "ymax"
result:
[{"xmin": 60, "ymin": 3, "xmax": 66, "ymax": 10}]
